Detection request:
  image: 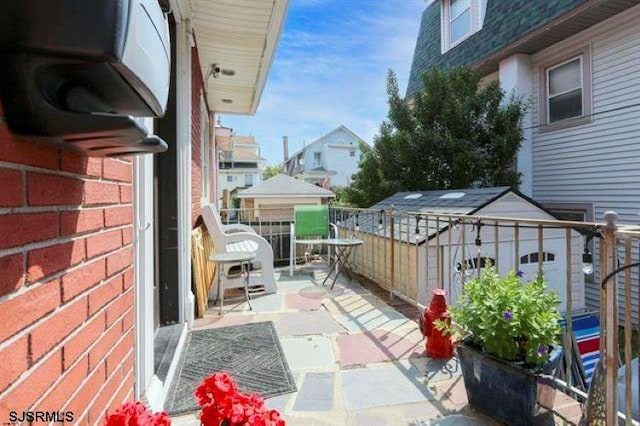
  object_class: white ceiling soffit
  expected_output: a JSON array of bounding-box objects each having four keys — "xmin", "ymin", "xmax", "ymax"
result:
[{"xmin": 191, "ymin": 0, "xmax": 289, "ymax": 115}]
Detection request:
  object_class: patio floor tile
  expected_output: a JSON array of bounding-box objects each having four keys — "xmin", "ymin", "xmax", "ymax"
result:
[
  {"xmin": 292, "ymin": 372, "xmax": 335, "ymax": 411},
  {"xmin": 284, "ymin": 293, "xmax": 324, "ymax": 311},
  {"xmin": 410, "ymin": 356, "xmax": 461, "ymax": 383},
  {"xmin": 275, "ymin": 311, "xmax": 345, "ymax": 337},
  {"xmin": 341, "ymin": 363, "xmax": 434, "ymax": 410},
  {"xmin": 428, "ymin": 414, "xmax": 495, "ymax": 425},
  {"xmin": 338, "ymin": 330, "xmax": 423, "ymax": 367},
  {"xmin": 280, "ymin": 336, "xmax": 335, "ymax": 371},
  {"xmin": 235, "ymin": 293, "xmax": 284, "ymax": 312},
  {"xmin": 334, "ymin": 309, "xmax": 412, "ymax": 332},
  {"xmin": 193, "ymin": 313, "xmax": 255, "ymax": 330}
]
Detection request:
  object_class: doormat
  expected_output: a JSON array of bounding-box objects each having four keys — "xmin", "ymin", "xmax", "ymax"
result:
[{"xmin": 165, "ymin": 321, "xmax": 297, "ymax": 415}]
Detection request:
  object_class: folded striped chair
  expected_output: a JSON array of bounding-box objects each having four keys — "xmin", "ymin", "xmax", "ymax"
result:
[{"xmin": 559, "ymin": 313, "xmax": 601, "ymax": 390}]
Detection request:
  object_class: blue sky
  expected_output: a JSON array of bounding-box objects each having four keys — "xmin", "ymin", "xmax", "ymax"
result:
[{"xmin": 219, "ymin": 0, "xmax": 426, "ymax": 165}]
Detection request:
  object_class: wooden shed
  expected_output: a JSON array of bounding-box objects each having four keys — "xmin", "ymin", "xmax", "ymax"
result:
[{"xmin": 350, "ymin": 187, "xmax": 585, "ymax": 312}]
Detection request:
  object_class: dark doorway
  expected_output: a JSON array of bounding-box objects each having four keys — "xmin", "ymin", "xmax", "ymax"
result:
[{"xmin": 154, "ymin": 19, "xmax": 180, "ymax": 326}]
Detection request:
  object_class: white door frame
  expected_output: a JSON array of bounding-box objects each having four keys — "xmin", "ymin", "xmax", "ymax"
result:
[
  {"xmin": 133, "ymin": 151, "xmax": 162, "ymax": 405},
  {"xmin": 175, "ymin": 16, "xmax": 195, "ymax": 327}
]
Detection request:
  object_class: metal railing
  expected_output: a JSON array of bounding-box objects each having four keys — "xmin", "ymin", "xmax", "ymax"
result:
[
  {"xmin": 218, "ymin": 205, "xmax": 639, "ymax": 422},
  {"xmin": 330, "ymin": 206, "xmax": 640, "ymax": 424}
]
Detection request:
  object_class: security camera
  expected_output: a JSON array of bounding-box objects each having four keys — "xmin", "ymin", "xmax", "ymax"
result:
[{"xmin": 211, "ymin": 64, "xmax": 221, "ymax": 78}]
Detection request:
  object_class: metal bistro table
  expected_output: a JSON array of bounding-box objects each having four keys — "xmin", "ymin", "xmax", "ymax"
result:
[
  {"xmin": 321, "ymin": 238, "xmax": 364, "ymax": 289},
  {"xmin": 210, "ymin": 251, "xmax": 255, "ymax": 315}
]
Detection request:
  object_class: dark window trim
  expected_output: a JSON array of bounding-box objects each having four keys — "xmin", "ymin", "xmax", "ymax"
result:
[{"xmin": 538, "ymin": 44, "xmax": 592, "ymax": 133}]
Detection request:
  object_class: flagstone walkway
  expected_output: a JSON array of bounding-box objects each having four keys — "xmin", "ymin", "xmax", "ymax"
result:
[{"xmin": 172, "ymin": 266, "xmax": 582, "ymax": 425}]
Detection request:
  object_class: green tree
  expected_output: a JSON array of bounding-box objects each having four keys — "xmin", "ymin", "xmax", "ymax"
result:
[
  {"xmin": 344, "ymin": 67, "xmax": 527, "ymax": 207},
  {"xmin": 262, "ymin": 162, "xmax": 283, "ymax": 180}
]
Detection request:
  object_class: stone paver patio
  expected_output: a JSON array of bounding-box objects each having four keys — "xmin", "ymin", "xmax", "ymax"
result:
[{"xmin": 172, "ymin": 266, "xmax": 582, "ymax": 425}]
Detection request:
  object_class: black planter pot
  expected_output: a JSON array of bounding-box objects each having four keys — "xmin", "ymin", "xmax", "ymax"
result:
[{"xmin": 456, "ymin": 342, "xmax": 563, "ymax": 425}]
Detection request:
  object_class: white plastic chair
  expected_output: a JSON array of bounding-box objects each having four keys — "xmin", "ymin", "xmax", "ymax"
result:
[{"xmin": 201, "ymin": 205, "xmax": 277, "ymax": 295}]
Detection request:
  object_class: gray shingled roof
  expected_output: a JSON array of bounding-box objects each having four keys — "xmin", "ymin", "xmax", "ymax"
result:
[
  {"xmin": 353, "ymin": 187, "xmax": 512, "ymax": 245},
  {"xmin": 237, "ymin": 174, "xmax": 335, "ymax": 198},
  {"xmin": 406, "ymin": 0, "xmax": 585, "ymax": 98}
]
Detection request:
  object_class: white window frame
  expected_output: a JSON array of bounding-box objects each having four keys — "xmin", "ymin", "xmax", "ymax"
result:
[
  {"xmin": 244, "ymin": 173, "xmax": 254, "ymax": 187},
  {"xmin": 200, "ymin": 96, "xmax": 211, "ymax": 205},
  {"xmin": 313, "ymin": 152, "xmax": 321, "ymax": 167},
  {"xmin": 441, "ymin": 0, "xmax": 486, "ymax": 53},
  {"xmin": 538, "ymin": 44, "xmax": 592, "ymax": 132},
  {"xmin": 227, "ymin": 175, "xmax": 234, "ymax": 183},
  {"xmin": 546, "ymin": 56, "xmax": 583, "ymax": 125}
]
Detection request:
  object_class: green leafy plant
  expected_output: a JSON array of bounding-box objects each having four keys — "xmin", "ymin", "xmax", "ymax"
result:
[{"xmin": 437, "ymin": 265, "xmax": 561, "ymax": 366}]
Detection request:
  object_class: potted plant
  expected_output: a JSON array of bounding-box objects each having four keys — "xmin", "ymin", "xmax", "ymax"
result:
[{"xmin": 436, "ymin": 266, "xmax": 563, "ymax": 425}]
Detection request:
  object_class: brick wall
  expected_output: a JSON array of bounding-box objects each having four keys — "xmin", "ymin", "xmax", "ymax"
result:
[
  {"xmin": 0, "ymin": 103, "xmax": 135, "ymax": 423},
  {"xmin": 192, "ymin": 43, "xmax": 205, "ymax": 225}
]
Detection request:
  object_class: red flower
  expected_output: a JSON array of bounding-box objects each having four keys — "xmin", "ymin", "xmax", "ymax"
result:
[
  {"xmin": 194, "ymin": 372, "xmax": 285, "ymax": 426},
  {"xmin": 104, "ymin": 401, "xmax": 170, "ymax": 426}
]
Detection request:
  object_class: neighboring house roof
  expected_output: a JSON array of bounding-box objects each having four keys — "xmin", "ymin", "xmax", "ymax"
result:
[
  {"xmin": 407, "ymin": 0, "xmax": 638, "ymax": 98},
  {"xmin": 237, "ymin": 174, "xmax": 335, "ymax": 198},
  {"xmin": 359, "ymin": 187, "xmax": 560, "ymax": 245}
]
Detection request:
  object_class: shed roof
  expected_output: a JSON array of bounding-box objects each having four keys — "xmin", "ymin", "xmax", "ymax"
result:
[
  {"xmin": 237, "ymin": 174, "xmax": 335, "ymax": 198},
  {"xmin": 371, "ymin": 187, "xmax": 511, "ymax": 215},
  {"xmin": 355, "ymin": 187, "xmax": 554, "ymax": 245}
]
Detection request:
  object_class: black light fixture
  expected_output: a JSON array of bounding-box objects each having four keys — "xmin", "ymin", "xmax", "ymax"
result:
[{"xmin": 582, "ymin": 236, "xmax": 594, "ymax": 275}]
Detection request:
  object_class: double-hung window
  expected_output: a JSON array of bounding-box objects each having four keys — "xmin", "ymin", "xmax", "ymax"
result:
[
  {"xmin": 539, "ymin": 45, "xmax": 591, "ymax": 130},
  {"xmin": 547, "ymin": 57, "xmax": 583, "ymax": 123},
  {"xmin": 441, "ymin": 0, "xmax": 486, "ymax": 52},
  {"xmin": 449, "ymin": 0, "xmax": 472, "ymax": 45}
]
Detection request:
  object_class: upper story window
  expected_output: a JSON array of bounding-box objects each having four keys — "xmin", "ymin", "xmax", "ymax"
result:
[
  {"xmin": 244, "ymin": 173, "xmax": 254, "ymax": 187},
  {"xmin": 441, "ymin": 0, "xmax": 486, "ymax": 52},
  {"xmin": 538, "ymin": 45, "xmax": 592, "ymax": 131},
  {"xmin": 349, "ymin": 151, "xmax": 355, "ymax": 157},
  {"xmin": 450, "ymin": 0, "xmax": 471, "ymax": 44},
  {"xmin": 313, "ymin": 152, "xmax": 321, "ymax": 167},
  {"xmin": 547, "ymin": 57, "xmax": 582, "ymax": 123},
  {"xmin": 227, "ymin": 175, "xmax": 234, "ymax": 183}
]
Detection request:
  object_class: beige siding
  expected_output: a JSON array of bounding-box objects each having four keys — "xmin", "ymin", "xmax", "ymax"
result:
[{"xmin": 531, "ymin": 6, "xmax": 640, "ymax": 320}]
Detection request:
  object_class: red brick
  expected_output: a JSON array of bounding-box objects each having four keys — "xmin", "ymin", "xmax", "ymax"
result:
[
  {"xmin": 60, "ymin": 151, "xmax": 102, "ymax": 177},
  {"xmin": 84, "ymin": 181, "xmax": 120, "ymax": 205},
  {"xmin": 106, "ymin": 290, "xmax": 133, "ymax": 327},
  {"xmin": 106, "ymin": 247, "xmax": 133, "ymax": 276},
  {"xmin": 88, "ymin": 322, "xmax": 122, "ymax": 371},
  {"xmin": 61, "ymin": 259, "xmax": 106, "ymax": 302},
  {"xmin": 88, "ymin": 275, "xmax": 122, "ymax": 316},
  {"xmin": 27, "ymin": 240, "xmax": 85, "ymax": 282},
  {"xmin": 0, "ymin": 336, "xmax": 28, "ymax": 393},
  {"xmin": 34, "ymin": 355, "xmax": 89, "ymax": 414},
  {"xmin": 106, "ymin": 330, "xmax": 133, "ymax": 377},
  {"xmin": 122, "ymin": 307, "xmax": 134, "ymax": 332},
  {"xmin": 29, "ymin": 296, "xmax": 87, "ymax": 362},
  {"xmin": 0, "ymin": 278, "xmax": 60, "ymax": 342},
  {"xmin": 61, "ymin": 209, "xmax": 104, "ymax": 236},
  {"xmin": 64, "ymin": 362, "xmax": 106, "ymax": 419},
  {"xmin": 86, "ymin": 230, "xmax": 122, "ymax": 259},
  {"xmin": 106, "ymin": 372, "xmax": 134, "ymax": 418},
  {"xmin": 122, "ymin": 227, "xmax": 133, "ymax": 245},
  {"xmin": 88, "ymin": 362, "xmax": 124, "ymax": 425},
  {"xmin": 27, "ymin": 172, "xmax": 83, "ymax": 206},
  {"xmin": 0, "ymin": 168, "xmax": 23, "ymax": 206},
  {"xmin": 0, "ymin": 125, "xmax": 58, "ymax": 170},
  {"xmin": 119, "ymin": 184, "xmax": 132, "ymax": 203},
  {"xmin": 0, "ymin": 253, "xmax": 24, "ymax": 297},
  {"xmin": 0, "ymin": 351, "xmax": 62, "ymax": 414},
  {"xmin": 0, "ymin": 212, "xmax": 57, "ymax": 250},
  {"xmin": 122, "ymin": 268, "xmax": 133, "ymax": 291},
  {"xmin": 102, "ymin": 159, "xmax": 132, "ymax": 182},
  {"xmin": 62, "ymin": 314, "xmax": 106, "ymax": 370},
  {"xmin": 104, "ymin": 206, "xmax": 133, "ymax": 227}
]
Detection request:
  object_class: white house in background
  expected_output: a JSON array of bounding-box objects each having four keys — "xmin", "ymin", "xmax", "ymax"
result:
[
  {"xmin": 283, "ymin": 125, "xmax": 365, "ymax": 187},
  {"xmin": 217, "ymin": 126, "xmax": 267, "ymax": 207}
]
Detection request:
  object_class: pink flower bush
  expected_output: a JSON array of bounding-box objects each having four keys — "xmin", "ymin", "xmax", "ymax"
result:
[
  {"xmin": 195, "ymin": 372, "xmax": 285, "ymax": 426},
  {"xmin": 103, "ymin": 401, "xmax": 170, "ymax": 426}
]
